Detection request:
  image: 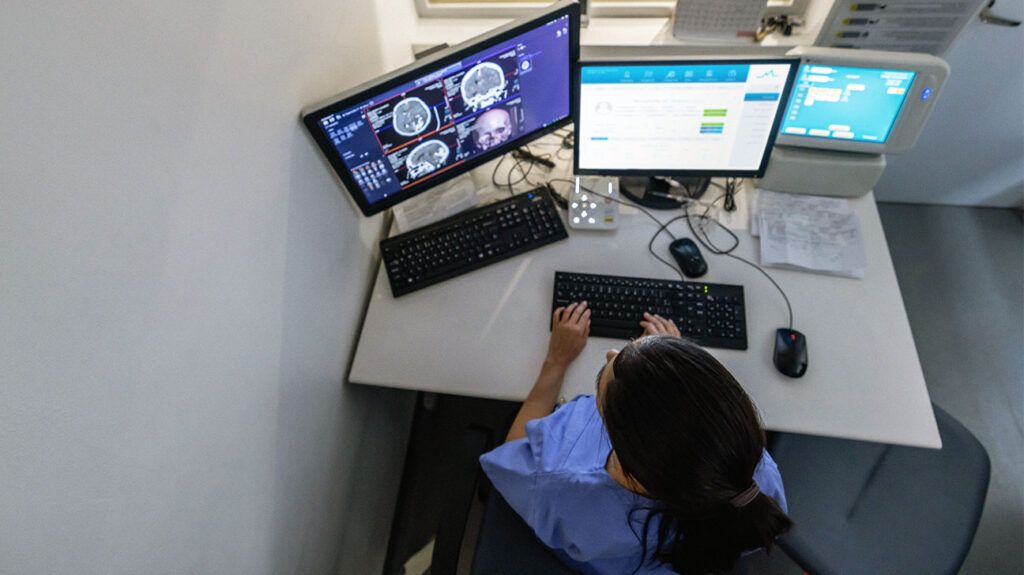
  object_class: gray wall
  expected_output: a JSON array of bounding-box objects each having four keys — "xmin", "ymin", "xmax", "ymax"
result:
[
  {"xmin": 1, "ymin": 0, "xmax": 412, "ymax": 573},
  {"xmin": 875, "ymin": 4, "xmax": 1024, "ymax": 207}
]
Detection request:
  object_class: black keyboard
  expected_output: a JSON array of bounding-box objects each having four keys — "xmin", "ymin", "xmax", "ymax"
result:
[
  {"xmin": 382, "ymin": 188, "xmax": 568, "ymax": 297},
  {"xmin": 552, "ymin": 271, "xmax": 748, "ymax": 350}
]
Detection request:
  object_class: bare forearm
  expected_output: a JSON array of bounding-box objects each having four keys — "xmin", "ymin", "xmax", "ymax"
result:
[
  {"xmin": 506, "ymin": 301, "xmax": 590, "ymax": 442},
  {"xmin": 506, "ymin": 360, "xmax": 567, "ymax": 442}
]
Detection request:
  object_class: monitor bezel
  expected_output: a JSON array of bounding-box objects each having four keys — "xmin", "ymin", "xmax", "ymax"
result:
[
  {"xmin": 573, "ymin": 57, "xmax": 799, "ymax": 179},
  {"xmin": 301, "ymin": 1, "xmax": 580, "ymax": 217}
]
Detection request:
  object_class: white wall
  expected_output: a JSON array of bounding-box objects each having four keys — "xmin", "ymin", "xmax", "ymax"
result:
[
  {"xmin": 874, "ymin": 5, "xmax": 1024, "ymax": 207},
  {"xmin": 0, "ymin": 1, "xmax": 413, "ymax": 573}
]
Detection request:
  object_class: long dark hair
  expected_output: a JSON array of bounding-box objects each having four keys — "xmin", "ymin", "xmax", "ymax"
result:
[{"xmin": 602, "ymin": 336, "xmax": 792, "ymax": 574}]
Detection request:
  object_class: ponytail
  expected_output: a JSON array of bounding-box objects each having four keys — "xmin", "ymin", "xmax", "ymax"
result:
[{"xmin": 634, "ymin": 492, "xmax": 792, "ymax": 574}]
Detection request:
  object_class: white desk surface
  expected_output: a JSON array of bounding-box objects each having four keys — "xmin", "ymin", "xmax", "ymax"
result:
[{"xmin": 351, "ymin": 178, "xmax": 940, "ymax": 449}]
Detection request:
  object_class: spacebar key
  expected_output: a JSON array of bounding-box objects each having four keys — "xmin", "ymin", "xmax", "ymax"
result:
[{"xmin": 591, "ymin": 319, "xmax": 641, "ymax": 339}]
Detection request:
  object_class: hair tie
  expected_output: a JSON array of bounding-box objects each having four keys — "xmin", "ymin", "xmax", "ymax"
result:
[{"xmin": 729, "ymin": 482, "xmax": 760, "ymax": 508}]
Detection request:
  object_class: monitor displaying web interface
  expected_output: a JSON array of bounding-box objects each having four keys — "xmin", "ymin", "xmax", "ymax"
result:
[
  {"xmin": 575, "ymin": 60, "xmax": 798, "ymax": 176},
  {"xmin": 779, "ymin": 64, "xmax": 916, "ymax": 144},
  {"xmin": 305, "ymin": 10, "xmax": 574, "ymax": 216}
]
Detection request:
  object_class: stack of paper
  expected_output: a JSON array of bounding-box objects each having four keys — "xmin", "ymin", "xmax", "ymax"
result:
[{"xmin": 751, "ymin": 189, "xmax": 866, "ymax": 279}]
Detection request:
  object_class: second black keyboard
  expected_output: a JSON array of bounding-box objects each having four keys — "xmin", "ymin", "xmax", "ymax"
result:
[
  {"xmin": 552, "ymin": 271, "xmax": 748, "ymax": 350},
  {"xmin": 382, "ymin": 187, "xmax": 568, "ymax": 297}
]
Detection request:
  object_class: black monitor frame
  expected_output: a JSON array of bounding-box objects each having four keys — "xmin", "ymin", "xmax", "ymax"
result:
[
  {"xmin": 573, "ymin": 58, "xmax": 800, "ymax": 179},
  {"xmin": 302, "ymin": 1, "xmax": 580, "ymax": 217}
]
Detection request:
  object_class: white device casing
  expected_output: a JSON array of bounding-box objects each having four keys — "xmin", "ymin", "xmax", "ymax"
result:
[
  {"xmin": 569, "ymin": 177, "xmax": 619, "ymax": 230},
  {"xmin": 758, "ymin": 146, "xmax": 886, "ymax": 197}
]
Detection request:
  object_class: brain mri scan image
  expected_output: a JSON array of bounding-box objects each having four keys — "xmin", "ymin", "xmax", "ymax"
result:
[
  {"xmin": 392, "ymin": 97, "xmax": 432, "ymax": 137},
  {"xmin": 406, "ymin": 140, "xmax": 450, "ymax": 179},
  {"xmin": 473, "ymin": 108, "xmax": 513, "ymax": 151},
  {"xmin": 460, "ymin": 62, "xmax": 507, "ymax": 111}
]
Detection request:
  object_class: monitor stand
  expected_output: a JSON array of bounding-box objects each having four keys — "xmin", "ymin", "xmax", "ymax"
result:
[{"xmin": 619, "ymin": 176, "xmax": 710, "ymax": 210}]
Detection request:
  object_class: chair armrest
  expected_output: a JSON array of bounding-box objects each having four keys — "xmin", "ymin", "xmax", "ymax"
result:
[{"xmin": 431, "ymin": 424, "xmax": 495, "ymax": 575}]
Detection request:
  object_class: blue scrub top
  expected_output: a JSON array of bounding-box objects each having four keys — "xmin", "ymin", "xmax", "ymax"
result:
[{"xmin": 480, "ymin": 395, "xmax": 788, "ymax": 575}]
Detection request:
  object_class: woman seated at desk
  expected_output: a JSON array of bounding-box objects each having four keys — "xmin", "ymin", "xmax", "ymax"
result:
[{"xmin": 481, "ymin": 302, "xmax": 792, "ymax": 574}]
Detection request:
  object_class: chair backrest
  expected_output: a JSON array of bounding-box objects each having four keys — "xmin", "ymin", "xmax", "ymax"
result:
[
  {"xmin": 470, "ymin": 489, "xmax": 580, "ymax": 575},
  {"xmin": 429, "ymin": 418, "xmax": 579, "ymax": 575},
  {"xmin": 772, "ymin": 404, "xmax": 990, "ymax": 575}
]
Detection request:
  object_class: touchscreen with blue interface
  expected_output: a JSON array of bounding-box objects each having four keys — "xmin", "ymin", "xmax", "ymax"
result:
[
  {"xmin": 308, "ymin": 11, "xmax": 573, "ymax": 215},
  {"xmin": 779, "ymin": 64, "xmax": 915, "ymax": 144}
]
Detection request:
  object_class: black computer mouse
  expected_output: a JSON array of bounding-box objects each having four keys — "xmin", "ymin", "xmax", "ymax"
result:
[
  {"xmin": 669, "ymin": 238, "xmax": 707, "ymax": 278},
  {"xmin": 774, "ymin": 328, "xmax": 808, "ymax": 378}
]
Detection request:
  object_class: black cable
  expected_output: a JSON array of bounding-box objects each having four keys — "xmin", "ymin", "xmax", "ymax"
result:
[
  {"xmin": 548, "ymin": 177, "xmax": 688, "ymax": 235},
  {"xmin": 488, "ymin": 125, "xmax": 792, "ymax": 327},
  {"xmin": 553, "ymin": 180, "xmax": 690, "ymax": 280},
  {"xmin": 685, "ymin": 200, "xmax": 739, "ymax": 255},
  {"xmin": 490, "ymin": 153, "xmax": 513, "ymax": 193},
  {"xmin": 722, "ymin": 177, "xmax": 738, "ymax": 212},
  {"xmin": 491, "ymin": 146, "xmax": 549, "ymax": 195},
  {"xmin": 646, "ymin": 214, "xmax": 689, "ymax": 281},
  {"xmin": 725, "ymin": 252, "xmax": 794, "ymax": 330},
  {"xmin": 580, "ymin": 181, "xmax": 794, "ymax": 329},
  {"xmin": 683, "ymin": 203, "xmax": 794, "ymax": 330}
]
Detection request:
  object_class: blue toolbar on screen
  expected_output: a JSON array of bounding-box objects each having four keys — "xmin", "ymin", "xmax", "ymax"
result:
[
  {"xmin": 317, "ymin": 15, "xmax": 572, "ymax": 206},
  {"xmin": 779, "ymin": 64, "xmax": 915, "ymax": 144},
  {"xmin": 580, "ymin": 64, "xmax": 752, "ymax": 84}
]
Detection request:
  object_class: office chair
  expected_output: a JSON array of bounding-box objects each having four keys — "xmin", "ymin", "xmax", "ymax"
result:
[
  {"xmin": 431, "ymin": 424, "xmax": 578, "ymax": 575},
  {"xmin": 769, "ymin": 404, "xmax": 990, "ymax": 575}
]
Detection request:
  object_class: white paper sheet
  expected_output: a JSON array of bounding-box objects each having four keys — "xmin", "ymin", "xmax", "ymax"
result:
[
  {"xmin": 751, "ymin": 189, "xmax": 866, "ymax": 278},
  {"xmin": 391, "ymin": 175, "xmax": 480, "ymax": 233}
]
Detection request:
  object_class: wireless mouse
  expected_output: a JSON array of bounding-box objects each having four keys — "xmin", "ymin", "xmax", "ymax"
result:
[
  {"xmin": 774, "ymin": 328, "xmax": 808, "ymax": 378},
  {"xmin": 669, "ymin": 238, "xmax": 707, "ymax": 278}
]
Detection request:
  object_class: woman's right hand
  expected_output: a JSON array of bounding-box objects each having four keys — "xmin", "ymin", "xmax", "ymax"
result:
[
  {"xmin": 546, "ymin": 302, "xmax": 591, "ymax": 370},
  {"xmin": 640, "ymin": 312, "xmax": 680, "ymax": 337}
]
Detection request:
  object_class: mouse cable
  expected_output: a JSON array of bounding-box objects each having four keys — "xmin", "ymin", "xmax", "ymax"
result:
[
  {"xmin": 683, "ymin": 204, "xmax": 794, "ymax": 331},
  {"xmin": 549, "ymin": 179, "xmax": 694, "ymax": 282},
  {"xmin": 548, "ymin": 179, "xmax": 792, "ymax": 328}
]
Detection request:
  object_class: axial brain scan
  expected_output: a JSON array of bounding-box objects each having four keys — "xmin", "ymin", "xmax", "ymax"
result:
[
  {"xmin": 406, "ymin": 140, "xmax": 450, "ymax": 179},
  {"xmin": 392, "ymin": 97, "xmax": 432, "ymax": 137},
  {"xmin": 460, "ymin": 62, "xmax": 507, "ymax": 111}
]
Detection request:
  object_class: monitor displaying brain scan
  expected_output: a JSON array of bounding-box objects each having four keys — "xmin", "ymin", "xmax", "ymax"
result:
[{"xmin": 307, "ymin": 7, "xmax": 574, "ymax": 215}]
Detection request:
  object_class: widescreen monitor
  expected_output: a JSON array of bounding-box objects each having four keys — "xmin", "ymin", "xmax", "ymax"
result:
[
  {"xmin": 574, "ymin": 58, "xmax": 798, "ymax": 178},
  {"xmin": 302, "ymin": 1, "xmax": 579, "ymax": 216}
]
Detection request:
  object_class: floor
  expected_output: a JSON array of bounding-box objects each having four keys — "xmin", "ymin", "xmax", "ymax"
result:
[
  {"xmin": 877, "ymin": 203, "xmax": 1023, "ymax": 575},
  {"xmin": 382, "ymin": 203, "xmax": 1024, "ymax": 575}
]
